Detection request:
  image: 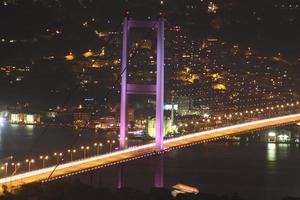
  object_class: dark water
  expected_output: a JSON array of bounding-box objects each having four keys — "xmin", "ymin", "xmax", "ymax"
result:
[
  {"xmin": 1, "ymin": 124, "xmax": 300, "ymax": 200},
  {"xmin": 0, "ymin": 124, "xmax": 143, "ymax": 160},
  {"xmin": 68, "ymin": 143, "xmax": 300, "ymax": 200},
  {"xmin": 159, "ymin": 142, "xmax": 300, "ymax": 200}
]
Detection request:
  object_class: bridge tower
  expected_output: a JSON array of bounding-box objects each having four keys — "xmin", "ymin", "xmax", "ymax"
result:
[{"xmin": 119, "ymin": 16, "xmax": 165, "ymax": 150}]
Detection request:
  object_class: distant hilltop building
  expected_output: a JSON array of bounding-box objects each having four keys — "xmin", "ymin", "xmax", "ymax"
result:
[
  {"xmin": 73, "ymin": 112, "xmax": 91, "ymax": 128},
  {"xmin": 94, "ymin": 116, "xmax": 118, "ymax": 130}
]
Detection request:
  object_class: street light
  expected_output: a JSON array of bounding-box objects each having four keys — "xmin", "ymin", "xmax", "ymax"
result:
[
  {"xmin": 25, "ymin": 159, "xmax": 34, "ymax": 172},
  {"xmin": 107, "ymin": 140, "xmax": 115, "ymax": 152},
  {"xmin": 1, "ymin": 163, "xmax": 8, "ymax": 176},
  {"xmin": 94, "ymin": 143, "xmax": 103, "ymax": 155},
  {"xmin": 53, "ymin": 152, "xmax": 63, "ymax": 165},
  {"xmin": 67, "ymin": 149, "xmax": 76, "ymax": 161},
  {"xmin": 39, "ymin": 155, "xmax": 49, "ymax": 168},
  {"xmin": 125, "ymin": 137, "xmax": 128, "ymax": 148},
  {"xmin": 80, "ymin": 146, "xmax": 90, "ymax": 158},
  {"xmin": 11, "ymin": 162, "xmax": 21, "ymax": 174}
]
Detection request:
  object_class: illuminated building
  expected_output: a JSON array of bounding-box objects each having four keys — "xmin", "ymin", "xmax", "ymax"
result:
[
  {"xmin": 94, "ymin": 116, "xmax": 118, "ymax": 129},
  {"xmin": 147, "ymin": 118, "xmax": 174, "ymax": 138},
  {"xmin": 212, "ymin": 83, "xmax": 226, "ymax": 90},
  {"xmin": 262, "ymin": 129, "xmax": 292, "ymax": 143},
  {"xmin": 73, "ymin": 112, "xmax": 91, "ymax": 128},
  {"xmin": 64, "ymin": 52, "xmax": 75, "ymax": 61},
  {"xmin": 83, "ymin": 50, "xmax": 93, "ymax": 58},
  {"xmin": 9, "ymin": 113, "xmax": 41, "ymax": 124}
]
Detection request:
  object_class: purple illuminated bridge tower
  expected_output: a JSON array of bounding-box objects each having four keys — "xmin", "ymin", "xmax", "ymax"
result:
[{"xmin": 119, "ymin": 16, "xmax": 165, "ymax": 150}]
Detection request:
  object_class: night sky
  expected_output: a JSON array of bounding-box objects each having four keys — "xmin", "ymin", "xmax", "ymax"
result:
[
  {"xmin": 0, "ymin": 0, "xmax": 299, "ymax": 61},
  {"xmin": 0, "ymin": 0, "xmax": 300, "ymax": 109}
]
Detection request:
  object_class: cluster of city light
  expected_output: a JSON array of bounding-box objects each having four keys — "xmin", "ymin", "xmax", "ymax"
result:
[
  {"xmin": 221, "ymin": 101, "xmax": 300, "ymax": 120},
  {"xmin": 64, "ymin": 48, "xmax": 105, "ymax": 61},
  {"xmin": 167, "ymin": 113, "xmax": 300, "ymax": 145},
  {"xmin": 172, "ymin": 90, "xmax": 288, "ymax": 111},
  {"xmin": 208, "ymin": 2, "xmax": 219, "ymax": 14},
  {"xmin": 177, "ymin": 101, "xmax": 300, "ymax": 128}
]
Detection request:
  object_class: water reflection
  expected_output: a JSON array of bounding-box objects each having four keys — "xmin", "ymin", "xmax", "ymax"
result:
[
  {"xmin": 117, "ymin": 164, "xmax": 126, "ymax": 189},
  {"xmin": 0, "ymin": 124, "xmax": 146, "ymax": 160},
  {"xmin": 63, "ymin": 154, "xmax": 165, "ymax": 190},
  {"xmin": 154, "ymin": 154, "xmax": 164, "ymax": 188},
  {"xmin": 267, "ymin": 143, "xmax": 289, "ymax": 163},
  {"xmin": 25, "ymin": 125, "xmax": 34, "ymax": 131},
  {"xmin": 57, "ymin": 142, "xmax": 300, "ymax": 200},
  {"xmin": 278, "ymin": 143, "xmax": 289, "ymax": 160},
  {"xmin": 116, "ymin": 154, "xmax": 164, "ymax": 189},
  {"xmin": 0, "ymin": 127, "xmax": 2, "ymax": 151},
  {"xmin": 267, "ymin": 143, "xmax": 276, "ymax": 161},
  {"xmin": 10, "ymin": 124, "xmax": 18, "ymax": 129}
]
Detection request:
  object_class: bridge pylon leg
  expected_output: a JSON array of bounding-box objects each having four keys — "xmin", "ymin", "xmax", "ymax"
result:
[
  {"xmin": 119, "ymin": 16, "xmax": 165, "ymax": 151},
  {"xmin": 155, "ymin": 17, "xmax": 165, "ymax": 150},
  {"xmin": 119, "ymin": 17, "xmax": 129, "ymax": 150}
]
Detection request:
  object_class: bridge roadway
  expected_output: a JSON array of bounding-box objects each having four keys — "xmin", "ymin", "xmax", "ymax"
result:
[{"xmin": 1, "ymin": 113, "xmax": 300, "ymax": 191}]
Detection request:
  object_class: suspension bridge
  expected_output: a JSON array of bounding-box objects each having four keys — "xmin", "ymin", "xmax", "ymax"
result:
[{"xmin": 0, "ymin": 16, "xmax": 300, "ymax": 192}]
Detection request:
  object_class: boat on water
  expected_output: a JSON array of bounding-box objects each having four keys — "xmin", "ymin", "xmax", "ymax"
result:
[{"xmin": 171, "ymin": 183, "xmax": 199, "ymax": 197}]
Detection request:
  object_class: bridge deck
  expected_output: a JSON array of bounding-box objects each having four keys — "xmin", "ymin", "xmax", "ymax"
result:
[{"xmin": 1, "ymin": 114, "xmax": 300, "ymax": 191}]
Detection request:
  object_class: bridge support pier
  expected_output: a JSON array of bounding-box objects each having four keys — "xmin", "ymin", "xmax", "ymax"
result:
[{"xmin": 119, "ymin": 16, "xmax": 165, "ymax": 150}]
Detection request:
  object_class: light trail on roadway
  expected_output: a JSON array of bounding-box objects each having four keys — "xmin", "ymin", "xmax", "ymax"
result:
[{"xmin": 1, "ymin": 113, "xmax": 300, "ymax": 192}]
